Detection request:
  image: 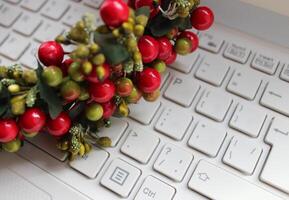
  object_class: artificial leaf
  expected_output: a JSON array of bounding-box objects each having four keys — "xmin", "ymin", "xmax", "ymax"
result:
[
  {"xmin": 94, "ymin": 32, "xmax": 130, "ymax": 65},
  {"xmin": 0, "ymin": 86, "xmax": 11, "ymax": 118},
  {"xmin": 26, "ymin": 86, "xmax": 38, "ymax": 107},
  {"xmin": 36, "ymin": 63, "xmax": 63, "ymax": 119},
  {"xmin": 149, "ymin": 14, "xmax": 179, "ymax": 37},
  {"xmin": 135, "ymin": 6, "xmax": 150, "ymax": 17},
  {"xmin": 67, "ymin": 101, "xmax": 86, "ymax": 120},
  {"xmin": 178, "ymin": 17, "xmax": 192, "ymax": 31}
]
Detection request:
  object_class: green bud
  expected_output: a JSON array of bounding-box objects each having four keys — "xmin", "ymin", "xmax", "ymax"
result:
[
  {"xmin": 75, "ymin": 44, "xmax": 90, "ymax": 59},
  {"xmin": 2, "ymin": 138, "xmax": 21, "ymax": 153},
  {"xmin": 135, "ymin": 15, "xmax": 148, "ymax": 26},
  {"xmin": 89, "ymin": 43, "xmax": 100, "ymax": 54},
  {"xmin": 152, "ymin": 60, "xmax": 166, "ymax": 73},
  {"xmin": 68, "ymin": 62, "xmax": 85, "ymax": 82},
  {"xmin": 81, "ymin": 61, "xmax": 93, "ymax": 75},
  {"xmin": 97, "ymin": 137, "xmax": 112, "ymax": 147},
  {"xmin": 85, "ymin": 103, "xmax": 103, "ymax": 121},
  {"xmin": 8, "ymin": 84, "xmax": 20, "ymax": 94},
  {"xmin": 11, "ymin": 97, "xmax": 26, "ymax": 115},
  {"xmin": 122, "ymin": 22, "xmax": 134, "ymax": 33},
  {"xmin": 23, "ymin": 70, "xmax": 37, "ymax": 84},
  {"xmin": 134, "ymin": 24, "xmax": 145, "ymax": 37},
  {"xmin": 42, "ymin": 66, "xmax": 63, "ymax": 87},
  {"xmin": 174, "ymin": 38, "xmax": 192, "ymax": 55},
  {"xmin": 92, "ymin": 54, "xmax": 105, "ymax": 66}
]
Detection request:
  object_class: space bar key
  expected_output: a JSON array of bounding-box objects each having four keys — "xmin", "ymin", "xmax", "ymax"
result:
[{"xmin": 188, "ymin": 160, "xmax": 284, "ymax": 200}]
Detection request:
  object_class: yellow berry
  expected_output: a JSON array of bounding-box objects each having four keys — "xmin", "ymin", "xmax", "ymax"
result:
[
  {"xmin": 89, "ymin": 43, "xmax": 100, "ymax": 54},
  {"xmin": 82, "ymin": 61, "xmax": 93, "ymax": 75},
  {"xmin": 136, "ymin": 15, "xmax": 148, "ymax": 26},
  {"xmin": 92, "ymin": 54, "xmax": 105, "ymax": 65},
  {"xmin": 134, "ymin": 24, "xmax": 145, "ymax": 37},
  {"xmin": 8, "ymin": 84, "xmax": 20, "ymax": 94},
  {"xmin": 122, "ymin": 22, "xmax": 134, "ymax": 33}
]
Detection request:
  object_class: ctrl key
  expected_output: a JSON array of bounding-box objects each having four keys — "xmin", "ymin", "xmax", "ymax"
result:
[
  {"xmin": 100, "ymin": 159, "xmax": 141, "ymax": 198},
  {"xmin": 134, "ymin": 176, "xmax": 175, "ymax": 200}
]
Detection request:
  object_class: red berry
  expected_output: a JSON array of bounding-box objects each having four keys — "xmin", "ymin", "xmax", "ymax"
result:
[
  {"xmin": 157, "ymin": 37, "xmax": 173, "ymax": 60},
  {"xmin": 135, "ymin": 0, "xmax": 161, "ymax": 18},
  {"xmin": 115, "ymin": 77, "xmax": 133, "ymax": 97},
  {"xmin": 100, "ymin": 0, "xmax": 129, "ymax": 27},
  {"xmin": 38, "ymin": 41, "xmax": 64, "ymax": 66},
  {"xmin": 179, "ymin": 31, "xmax": 199, "ymax": 52},
  {"xmin": 101, "ymin": 101, "xmax": 116, "ymax": 119},
  {"xmin": 89, "ymin": 80, "xmax": 116, "ymax": 103},
  {"xmin": 0, "ymin": 119, "xmax": 19, "ymax": 143},
  {"xmin": 190, "ymin": 6, "xmax": 214, "ymax": 31},
  {"xmin": 164, "ymin": 50, "xmax": 177, "ymax": 65},
  {"xmin": 86, "ymin": 63, "xmax": 110, "ymax": 83},
  {"xmin": 61, "ymin": 58, "xmax": 73, "ymax": 76},
  {"xmin": 19, "ymin": 108, "xmax": 46, "ymax": 134},
  {"xmin": 138, "ymin": 68, "xmax": 161, "ymax": 93},
  {"xmin": 46, "ymin": 112, "xmax": 71, "ymax": 137},
  {"xmin": 138, "ymin": 35, "xmax": 159, "ymax": 63}
]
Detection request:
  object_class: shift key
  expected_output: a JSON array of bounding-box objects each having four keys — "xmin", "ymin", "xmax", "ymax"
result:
[{"xmin": 260, "ymin": 81, "xmax": 289, "ymax": 116}]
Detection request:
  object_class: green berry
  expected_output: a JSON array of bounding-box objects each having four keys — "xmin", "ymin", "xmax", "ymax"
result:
[
  {"xmin": 11, "ymin": 97, "xmax": 25, "ymax": 115},
  {"xmin": 78, "ymin": 87, "xmax": 90, "ymax": 101},
  {"xmin": 92, "ymin": 54, "xmax": 105, "ymax": 66},
  {"xmin": 75, "ymin": 44, "xmax": 90, "ymax": 58},
  {"xmin": 42, "ymin": 66, "xmax": 63, "ymax": 87},
  {"xmin": 85, "ymin": 103, "xmax": 103, "ymax": 121},
  {"xmin": 134, "ymin": 24, "xmax": 145, "ymax": 37},
  {"xmin": 68, "ymin": 62, "xmax": 85, "ymax": 82},
  {"xmin": 2, "ymin": 138, "xmax": 21, "ymax": 153},
  {"xmin": 23, "ymin": 70, "xmax": 37, "ymax": 84},
  {"xmin": 135, "ymin": 15, "xmax": 148, "ymax": 26},
  {"xmin": 82, "ymin": 61, "xmax": 93, "ymax": 75},
  {"xmin": 126, "ymin": 87, "xmax": 142, "ymax": 103},
  {"xmin": 153, "ymin": 60, "xmax": 166, "ymax": 73},
  {"xmin": 89, "ymin": 43, "xmax": 100, "ymax": 54},
  {"xmin": 174, "ymin": 38, "xmax": 192, "ymax": 55},
  {"xmin": 122, "ymin": 22, "xmax": 134, "ymax": 33},
  {"xmin": 61, "ymin": 80, "xmax": 81, "ymax": 101}
]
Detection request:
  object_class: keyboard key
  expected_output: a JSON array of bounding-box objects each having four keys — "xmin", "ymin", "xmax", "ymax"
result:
[
  {"xmin": 34, "ymin": 22, "xmax": 64, "ymax": 42},
  {"xmin": 121, "ymin": 129, "xmax": 159, "ymax": 164},
  {"xmin": 129, "ymin": 98, "xmax": 160, "ymax": 125},
  {"xmin": 223, "ymin": 136, "xmax": 263, "ymax": 175},
  {"xmin": 63, "ymin": 5, "xmax": 91, "ymax": 27},
  {"xmin": 229, "ymin": 104, "xmax": 267, "ymax": 137},
  {"xmin": 0, "ymin": 5, "xmax": 22, "ymax": 27},
  {"xmin": 164, "ymin": 76, "xmax": 200, "ymax": 107},
  {"xmin": 261, "ymin": 117, "xmax": 289, "ymax": 193},
  {"xmin": 198, "ymin": 31, "xmax": 224, "ymax": 53},
  {"xmin": 0, "ymin": 57, "xmax": 13, "ymax": 66},
  {"xmin": 260, "ymin": 81, "xmax": 289, "ymax": 117},
  {"xmin": 154, "ymin": 144, "xmax": 193, "ymax": 182},
  {"xmin": 13, "ymin": 13, "xmax": 42, "ymax": 36},
  {"xmin": 155, "ymin": 107, "xmax": 193, "ymax": 140},
  {"xmin": 188, "ymin": 120, "xmax": 226, "ymax": 157},
  {"xmin": 280, "ymin": 64, "xmax": 289, "ymax": 82},
  {"xmin": 20, "ymin": 42, "xmax": 39, "ymax": 69},
  {"xmin": 26, "ymin": 132, "xmax": 68, "ymax": 161},
  {"xmin": 21, "ymin": 0, "xmax": 47, "ymax": 12},
  {"xmin": 83, "ymin": 0, "xmax": 103, "ymax": 9},
  {"xmin": 100, "ymin": 159, "xmax": 141, "ymax": 197},
  {"xmin": 224, "ymin": 42, "xmax": 251, "ymax": 64},
  {"xmin": 0, "ymin": 33, "xmax": 30, "ymax": 61},
  {"xmin": 251, "ymin": 53, "xmax": 279, "ymax": 75},
  {"xmin": 169, "ymin": 53, "xmax": 199, "ymax": 73},
  {"xmin": 195, "ymin": 56, "xmax": 230, "ymax": 86},
  {"xmin": 3, "ymin": 0, "xmax": 21, "ymax": 4},
  {"xmin": 69, "ymin": 146, "xmax": 108, "ymax": 179},
  {"xmin": 134, "ymin": 176, "xmax": 175, "ymax": 200},
  {"xmin": 96, "ymin": 118, "xmax": 128, "ymax": 146},
  {"xmin": 188, "ymin": 160, "xmax": 283, "ymax": 200},
  {"xmin": 41, "ymin": 0, "xmax": 69, "ymax": 20},
  {"xmin": 0, "ymin": 27, "xmax": 9, "ymax": 44},
  {"xmin": 227, "ymin": 68, "xmax": 262, "ymax": 100},
  {"xmin": 196, "ymin": 90, "xmax": 232, "ymax": 122}
]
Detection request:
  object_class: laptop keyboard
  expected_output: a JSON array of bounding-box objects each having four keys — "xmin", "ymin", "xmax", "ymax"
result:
[{"xmin": 1, "ymin": 0, "xmax": 289, "ymax": 199}]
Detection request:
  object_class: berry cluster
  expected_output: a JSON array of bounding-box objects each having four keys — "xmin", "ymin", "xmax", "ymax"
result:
[{"xmin": 0, "ymin": 0, "xmax": 213, "ymax": 159}]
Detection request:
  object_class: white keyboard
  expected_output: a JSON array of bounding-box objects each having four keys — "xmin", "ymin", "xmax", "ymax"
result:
[{"xmin": 1, "ymin": 0, "xmax": 289, "ymax": 200}]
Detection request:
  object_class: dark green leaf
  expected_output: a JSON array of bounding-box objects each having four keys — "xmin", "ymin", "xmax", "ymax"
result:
[
  {"xmin": 94, "ymin": 32, "xmax": 130, "ymax": 65},
  {"xmin": 149, "ymin": 14, "xmax": 180, "ymax": 37},
  {"xmin": 0, "ymin": 104, "xmax": 9, "ymax": 117},
  {"xmin": 0, "ymin": 86, "xmax": 11, "ymax": 118},
  {"xmin": 178, "ymin": 17, "xmax": 192, "ymax": 31},
  {"xmin": 135, "ymin": 6, "xmax": 150, "ymax": 17},
  {"xmin": 67, "ymin": 101, "xmax": 85, "ymax": 120},
  {"xmin": 36, "ymin": 63, "xmax": 62, "ymax": 119}
]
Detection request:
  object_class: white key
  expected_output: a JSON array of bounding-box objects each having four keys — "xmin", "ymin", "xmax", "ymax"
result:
[
  {"xmin": 96, "ymin": 118, "xmax": 128, "ymax": 146},
  {"xmin": 83, "ymin": 0, "xmax": 103, "ymax": 9},
  {"xmin": 0, "ymin": 57, "xmax": 13, "ymax": 66},
  {"xmin": 188, "ymin": 121, "xmax": 226, "ymax": 157},
  {"xmin": 3, "ymin": 0, "xmax": 21, "ymax": 4},
  {"xmin": 21, "ymin": 0, "xmax": 47, "ymax": 12},
  {"xmin": 260, "ymin": 81, "xmax": 289, "ymax": 116},
  {"xmin": 63, "ymin": 5, "xmax": 91, "ymax": 27},
  {"xmin": 0, "ymin": 5, "xmax": 22, "ymax": 27},
  {"xmin": 230, "ymin": 104, "xmax": 267, "ymax": 137},
  {"xmin": 199, "ymin": 31, "xmax": 224, "ymax": 53},
  {"xmin": 34, "ymin": 22, "xmax": 64, "ymax": 43},
  {"xmin": 154, "ymin": 144, "xmax": 193, "ymax": 182},
  {"xmin": 121, "ymin": 129, "xmax": 159, "ymax": 164},
  {"xmin": 280, "ymin": 64, "xmax": 289, "ymax": 82},
  {"xmin": 69, "ymin": 146, "xmax": 108, "ymax": 179},
  {"xmin": 100, "ymin": 159, "xmax": 141, "ymax": 197},
  {"xmin": 13, "ymin": 13, "xmax": 42, "ymax": 36},
  {"xmin": 0, "ymin": 33, "xmax": 30, "ymax": 61},
  {"xmin": 169, "ymin": 53, "xmax": 199, "ymax": 73},
  {"xmin": 224, "ymin": 42, "xmax": 251, "ymax": 64},
  {"xmin": 195, "ymin": 56, "xmax": 230, "ymax": 86},
  {"xmin": 129, "ymin": 98, "xmax": 160, "ymax": 125},
  {"xmin": 41, "ymin": 0, "xmax": 69, "ymax": 20},
  {"xmin": 188, "ymin": 160, "xmax": 283, "ymax": 200},
  {"xmin": 26, "ymin": 132, "xmax": 68, "ymax": 161},
  {"xmin": 223, "ymin": 136, "xmax": 263, "ymax": 175},
  {"xmin": 0, "ymin": 27, "xmax": 9, "ymax": 44},
  {"xmin": 261, "ymin": 117, "xmax": 289, "ymax": 193},
  {"xmin": 196, "ymin": 90, "xmax": 232, "ymax": 122},
  {"xmin": 164, "ymin": 76, "xmax": 200, "ymax": 107},
  {"xmin": 155, "ymin": 107, "xmax": 193, "ymax": 140},
  {"xmin": 251, "ymin": 53, "xmax": 279, "ymax": 75},
  {"xmin": 227, "ymin": 68, "xmax": 262, "ymax": 100},
  {"xmin": 134, "ymin": 176, "xmax": 175, "ymax": 200},
  {"xmin": 20, "ymin": 42, "xmax": 39, "ymax": 69}
]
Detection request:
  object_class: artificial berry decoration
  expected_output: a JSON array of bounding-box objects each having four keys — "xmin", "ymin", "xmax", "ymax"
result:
[
  {"xmin": 86, "ymin": 63, "xmax": 110, "ymax": 83},
  {"xmin": 126, "ymin": 87, "xmax": 142, "ymax": 103},
  {"xmin": 138, "ymin": 68, "xmax": 161, "ymax": 93},
  {"xmin": 46, "ymin": 112, "xmax": 71, "ymax": 137},
  {"xmin": 135, "ymin": 0, "xmax": 161, "ymax": 18},
  {"xmin": 179, "ymin": 31, "xmax": 199, "ymax": 52},
  {"xmin": 89, "ymin": 80, "xmax": 116, "ymax": 103},
  {"xmin": 115, "ymin": 77, "xmax": 133, "ymax": 97},
  {"xmin": 19, "ymin": 108, "xmax": 46, "ymax": 136},
  {"xmin": 61, "ymin": 58, "xmax": 73, "ymax": 76},
  {"xmin": 164, "ymin": 50, "xmax": 177, "ymax": 65},
  {"xmin": 85, "ymin": 103, "xmax": 104, "ymax": 121},
  {"xmin": 38, "ymin": 41, "xmax": 64, "ymax": 66},
  {"xmin": 138, "ymin": 35, "xmax": 159, "ymax": 63},
  {"xmin": 190, "ymin": 6, "xmax": 214, "ymax": 31},
  {"xmin": 60, "ymin": 80, "xmax": 81, "ymax": 102},
  {"xmin": 42, "ymin": 66, "xmax": 63, "ymax": 87},
  {"xmin": 100, "ymin": 0, "xmax": 129, "ymax": 27},
  {"xmin": 101, "ymin": 101, "xmax": 116, "ymax": 119},
  {"xmin": 157, "ymin": 37, "xmax": 173, "ymax": 60},
  {"xmin": 0, "ymin": 119, "xmax": 19, "ymax": 143},
  {"xmin": 174, "ymin": 38, "xmax": 192, "ymax": 55}
]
